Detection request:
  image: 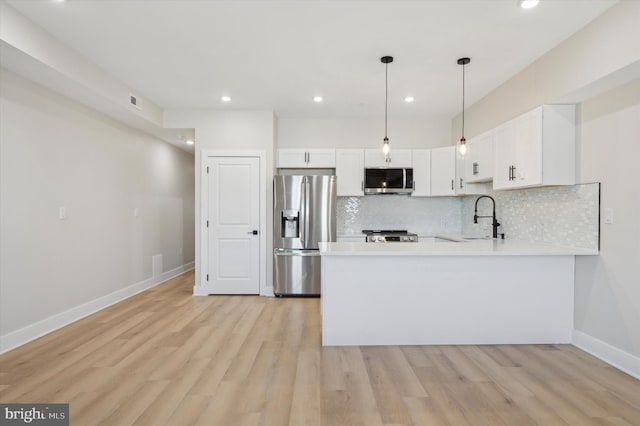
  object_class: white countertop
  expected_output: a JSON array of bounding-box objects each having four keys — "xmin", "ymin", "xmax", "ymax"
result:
[{"xmin": 319, "ymin": 239, "xmax": 598, "ymax": 256}]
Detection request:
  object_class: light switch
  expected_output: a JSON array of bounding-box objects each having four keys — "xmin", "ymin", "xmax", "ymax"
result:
[
  {"xmin": 603, "ymin": 207, "xmax": 614, "ymax": 224},
  {"xmin": 59, "ymin": 207, "xmax": 67, "ymax": 220},
  {"xmin": 133, "ymin": 207, "xmax": 139, "ymax": 218}
]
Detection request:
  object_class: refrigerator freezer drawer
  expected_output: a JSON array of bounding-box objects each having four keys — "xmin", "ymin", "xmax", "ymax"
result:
[{"xmin": 273, "ymin": 250, "xmax": 321, "ymax": 296}]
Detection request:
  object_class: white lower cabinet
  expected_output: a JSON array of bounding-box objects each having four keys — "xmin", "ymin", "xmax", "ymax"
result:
[
  {"xmin": 430, "ymin": 147, "xmax": 456, "ymax": 196},
  {"xmin": 411, "ymin": 149, "xmax": 431, "ymax": 197},
  {"xmin": 335, "ymin": 149, "xmax": 364, "ymax": 196}
]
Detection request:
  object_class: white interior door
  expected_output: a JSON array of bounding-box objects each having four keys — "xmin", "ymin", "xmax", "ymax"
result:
[{"xmin": 206, "ymin": 156, "xmax": 260, "ymax": 294}]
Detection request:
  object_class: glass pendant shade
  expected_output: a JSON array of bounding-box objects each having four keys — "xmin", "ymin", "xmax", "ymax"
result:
[{"xmin": 459, "ymin": 138, "xmax": 467, "ymax": 155}]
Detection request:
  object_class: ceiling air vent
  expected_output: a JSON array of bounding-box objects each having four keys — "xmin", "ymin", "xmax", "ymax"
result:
[{"xmin": 129, "ymin": 93, "xmax": 143, "ymax": 110}]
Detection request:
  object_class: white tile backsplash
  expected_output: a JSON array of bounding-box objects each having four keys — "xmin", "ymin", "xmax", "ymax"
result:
[
  {"xmin": 338, "ymin": 183, "xmax": 600, "ymax": 250},
  {"xmin": 461, "ymin": 183, "xmax": 600, "ymax": 250},
  {"xmin": 337, "ymin": 195, "xmax": 462, "ymax": 236}
]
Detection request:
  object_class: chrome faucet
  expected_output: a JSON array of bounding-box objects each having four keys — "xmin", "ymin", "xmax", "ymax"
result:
[{"xmin": 473, "ymin": 195, "xmax": 502, "ymax": 239}]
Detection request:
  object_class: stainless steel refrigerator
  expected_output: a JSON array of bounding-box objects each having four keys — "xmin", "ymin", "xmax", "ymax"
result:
[{"xmin": 273, "ymin": 175, "xmax": 336, "ymax": 296}]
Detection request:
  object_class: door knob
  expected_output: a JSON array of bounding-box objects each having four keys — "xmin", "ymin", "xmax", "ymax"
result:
[{"xmin": 248, "ymin": 230, "xmax": 259, "ymax": 235}]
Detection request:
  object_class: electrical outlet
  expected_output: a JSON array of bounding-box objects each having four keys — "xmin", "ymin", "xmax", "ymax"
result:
[
  {"xmin": 59, "ymin": 207, "xmax": 67, "ymax": 220},
  {"xmin": 440, "ymin": 218, "xmax": 447, "ymax": 230},
  {"xmin": 133, "ymin": 207, "xmax": 139, "ymax": 218}
]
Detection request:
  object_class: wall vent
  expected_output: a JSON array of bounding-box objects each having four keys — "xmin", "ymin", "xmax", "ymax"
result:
[{"xmin": 129, "ymin": 93, "xmax": 143, "ymax": 110}]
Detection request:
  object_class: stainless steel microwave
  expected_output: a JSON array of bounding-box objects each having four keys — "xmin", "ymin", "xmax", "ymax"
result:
[{"xmin": 364, "ymin": 168, "xmax": 414, "ymax": 194}]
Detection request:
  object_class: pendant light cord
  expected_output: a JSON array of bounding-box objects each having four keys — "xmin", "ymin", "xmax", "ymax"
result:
[
  {"xmin": 461, "ymin": 62, "xmax": 465, "ymax": 139},
  {"xmin": 385, "ymin": 62, "xmax": 388, "ymax": 139}
]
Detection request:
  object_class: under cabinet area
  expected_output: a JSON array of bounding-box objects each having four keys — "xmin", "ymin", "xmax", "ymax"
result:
[
  {"xmin": 335, "ymin": 149, "xmax": 364, "ymax": 196},
  {"xmin": 278, "ymin": 149, "xmax": 336, "ymax": 168},
  {"xmin": 493, "ymin": 105, "xmax": 575, "ymax": 190}
]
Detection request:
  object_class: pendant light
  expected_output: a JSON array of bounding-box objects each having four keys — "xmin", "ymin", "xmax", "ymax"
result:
[
  {"xmin": 381, "ymin": 56, "xmax": 393, "ymax": 156},
  {"xmin": 457, "ymin": 57, "xmax": 470, "ymax": 156}
]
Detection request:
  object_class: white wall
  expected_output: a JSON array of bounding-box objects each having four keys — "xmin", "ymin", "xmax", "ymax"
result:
[
  {"xmin": 0, "ymin": 69, "xmax": 195, "ymax": 347},
  {"xmin": 448, "ymin": 0, "xmax": 640, "ymax": 366},
  {"xmin": 278, "ymin": 117, "xmax": 450, "ymax": 149},
  {"xmin": 574, "ymin": 79, "xmax": 640, "ymax": 357},
  {"xmin": 164, "ymin": 109, "xmax": 276, "ymax": 295}
]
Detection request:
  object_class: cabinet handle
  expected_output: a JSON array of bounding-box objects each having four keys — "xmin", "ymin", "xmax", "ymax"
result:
[
  {"xmin": 508, "ymin": 165, "xmax": 513, "ymax": 181},
  {"xmin": 473, "ymin": 162, "xmax": 479, "ymax": 175},
  {"xmin": 460, "ymin": 178, "xmax": 464, "ymax": 189},
  {"xmin": 451, "ymin": 179, "xmax": 454, "ymax": 191},
  {"xmin": 361, "ymin": 180, "xmax": 364, "ymax": 191},
  {"xmin": 305, "ymin": 152, "xmax": 309, "ymax": 163},
  {"xmin": 512, "ymin": 165, "xmax": 516, "ymax": 180}
]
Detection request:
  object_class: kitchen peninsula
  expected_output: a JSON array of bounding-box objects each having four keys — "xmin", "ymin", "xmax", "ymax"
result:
[{"xmin": 319, "ymin": 239, "xmax": 597, "ymax": 346}]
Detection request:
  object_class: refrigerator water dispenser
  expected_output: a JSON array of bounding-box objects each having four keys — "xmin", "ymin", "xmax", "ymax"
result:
[{"xmin": 281, "ymin": 210, "xmax": 300, "ymax": 238}]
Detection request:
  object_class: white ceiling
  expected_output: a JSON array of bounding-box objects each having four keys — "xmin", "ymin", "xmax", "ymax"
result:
[{"xmin": 6, "ymin": 0, "xmax": 618, "ymax": 121}]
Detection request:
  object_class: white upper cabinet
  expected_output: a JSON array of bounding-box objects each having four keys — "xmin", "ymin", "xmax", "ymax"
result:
[
  {"xmin": 430, "ymin": 146, "xmax": 456, "ymax": 196},
  {"xmin": 364, "ymin": 149, "xmax": 412, "ymax": 168},
  {"xmin": 411, "ymin": 149, "xmax": 431, "ymax": 197},
  {"xmin": 464, "ymin": 131, "xmax": 494, "ymax": 183},
  {"xmin": 278, "ymin": 149, "xmax": 336, "ymax": 168},
  {"xmin": 456, "ymin": 150, "xmax": 487, "ymax": 196},
  {"xmin": 493, "ymin": 105, "xmax": 575, "ymax": 190},
  {"xmin": 335, "ymin": 149, "xmax": 365, "ymax": 196}
]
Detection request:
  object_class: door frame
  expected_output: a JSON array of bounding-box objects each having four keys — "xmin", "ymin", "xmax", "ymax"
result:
[{"xmin": 197, "ymin": 150, "xmax": 267, "ymax": 296}]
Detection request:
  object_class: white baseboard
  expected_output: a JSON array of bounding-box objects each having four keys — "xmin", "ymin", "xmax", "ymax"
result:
[
  {"xmin": 0, "ymin": 262, "xmax": 194, "ymax": 355},
  {"xmin": 192, "ymin": 285, "xmax": 208, "ymax": 296},
  {"xmin": 572, "ymin": 329, "xmax": 640, "ymax": 380},
  {"xmin": 192, "ymin": 284, "xmax": 274, "ymax": 296}
]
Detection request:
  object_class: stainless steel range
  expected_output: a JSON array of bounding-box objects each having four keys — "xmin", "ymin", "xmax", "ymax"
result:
[{"xmin": 362, "ymin": 229, "xmax": 418, "ymax": 243}]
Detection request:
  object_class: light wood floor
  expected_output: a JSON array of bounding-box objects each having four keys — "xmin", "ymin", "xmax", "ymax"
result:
[{"xmin": 1, "ymin": 271, "xmax": 639, "ymax": 425}]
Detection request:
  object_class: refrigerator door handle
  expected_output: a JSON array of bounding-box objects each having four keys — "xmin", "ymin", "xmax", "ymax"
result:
[
  {"xmin": 299, "ymin": 177, "xmax": 306, "ymax": 247},
  {"xmin": 304, "ymin": 177, "xmax": 311, "ymax": 248}
]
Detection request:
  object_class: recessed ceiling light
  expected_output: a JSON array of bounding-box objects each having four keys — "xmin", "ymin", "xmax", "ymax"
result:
[
  {"xmin": 313, "ymin": 96, "xmax": 323, "ymax": 103},
  {"xmin": 186, "ymin": 139, "xmax": 195, "ymax": 145},
  {"xmin": 519, "ymin": 0, "xmax": 539, "ymax": 9},
  {"xmin": 404, "ymin": 96, "xmax": 415, "ymax": 103},
  {"xmin": 53, "ymin": 0, "xmax": 67, "ymax": 3},
  {"xmin": 220, "ymin": 96, "xmax": 231, "ymax": 102}
]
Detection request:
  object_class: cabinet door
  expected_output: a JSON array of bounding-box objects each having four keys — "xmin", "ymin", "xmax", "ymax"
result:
[
  {"xmin": 364, "ymin": 149, "xmax": 412, "ymax": 167},
  {"xmin": 513, "ymin": 108, "xmax": 542, "ymax": 187},
  {"xmin": 466, "ymin": 131, "xmax": 493, "ymax": 183},
  {"xmin": 307, "ymin": 149, "xmax": 336, "ymax": 168},
  {"xmin": 388, "ymin": 149, "xmax": 412, "ymax": 167},
  {"xmin": 456, "ymin": 151, "xmax": 486, "ymax": 196},
  {"xmin": 430, "ymin": 146, "xmax": 456, "ymax": 196},
  {"xmin": 335, "ymin": 150, "xmax": 364, "ymax": 196},
  {"xmin": 492, "ymin": 121, "xmax": 516, "ymax": 190},
  {"xmin": 364, "ymin": 149, "xmax": 388, "ymax": 167},
  {"xmin": 411, "ymin": 150, "xmax": 431, "ymax": 197},
  {"xmin": 278, "ymin": 149, "xmax": 308, "ymax": 168}
]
